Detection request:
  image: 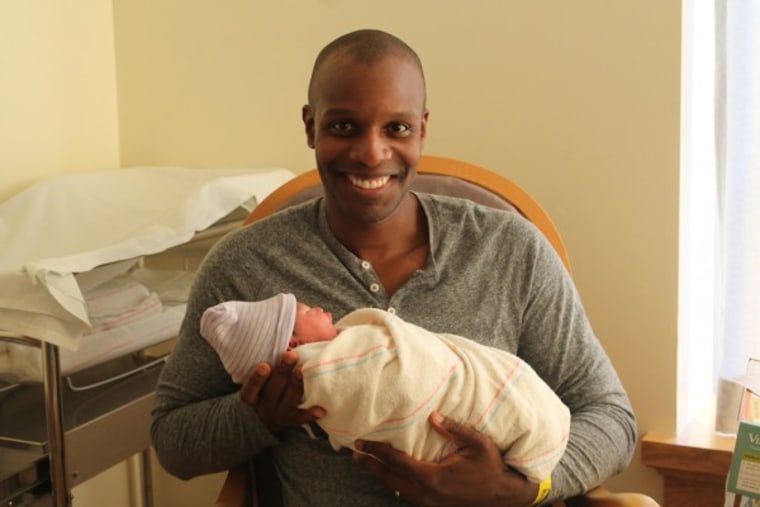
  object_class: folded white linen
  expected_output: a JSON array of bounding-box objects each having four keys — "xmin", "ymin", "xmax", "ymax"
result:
[
  {"xmin": 0, "ymin": 167, "xmax": 294, "ymax": 348},
  {"xmin": 84, "ymin": 278, "xmax": 153, "ymax": 319},
  {"xmin": 0, "ymin": 265, "xmax": 195, "ymax": 382},
  {"xmin": 0, "ymin": 304, "xmax": 187, "ymax": 383},
  {"xmin": 88, "ymin": 292, "xmax": 163, "ymax": 332},
  {"xmin": 129, "ymin": 268, "xmax": 195, "ymax": 306}
]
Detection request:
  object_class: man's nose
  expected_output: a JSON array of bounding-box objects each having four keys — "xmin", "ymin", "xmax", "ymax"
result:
[{"xmin": 349, "ymin": 130, "xmax": 391, "ymax": 166}]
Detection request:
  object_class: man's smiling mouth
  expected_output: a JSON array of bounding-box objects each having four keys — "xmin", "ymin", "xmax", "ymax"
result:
[{"xmin": 347, "ymin": 174, "xmax": 391, "ymax": 189}]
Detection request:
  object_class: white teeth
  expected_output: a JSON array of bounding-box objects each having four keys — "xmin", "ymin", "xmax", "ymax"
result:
[{"xmin": 347, "ymin": 175, "xmax": 390, "ymax": 189}]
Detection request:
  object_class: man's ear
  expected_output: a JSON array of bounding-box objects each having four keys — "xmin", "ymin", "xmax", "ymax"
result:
[
  {"xmin": 302, "ymin": 105, "xmax": 315, "ymax": 149},
  {"xmin": 420, "ymin": 109, "xmax": 429, "ymax": 143}
]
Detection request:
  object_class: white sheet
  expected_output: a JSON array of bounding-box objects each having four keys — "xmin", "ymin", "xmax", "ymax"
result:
[
  {"xmin": 0, "ymin": 305, "xmax": 186, "ymax": 383},
  {"xmin": 0, "ymin": 266, "xmax": 195, "ymax": 382},
  {"xmin": 0, "ymin": 167, "xmax": 295, "ymax": 349}
]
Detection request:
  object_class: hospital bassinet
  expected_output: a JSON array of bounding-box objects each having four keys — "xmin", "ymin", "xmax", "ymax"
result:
[{"xmin": 0, "ymin": 167, "xmax": 294, "ymax": 506}]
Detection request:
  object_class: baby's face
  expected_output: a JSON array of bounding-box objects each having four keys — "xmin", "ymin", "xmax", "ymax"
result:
[{"xmin": 293, "ymin": 302, "xmax": 339, "ymax": 344}]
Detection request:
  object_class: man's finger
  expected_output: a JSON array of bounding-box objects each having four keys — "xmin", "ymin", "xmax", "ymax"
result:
[
  {"xmin": 354, "ymin": 440, "xmax": 418, "ymax": 470},
  {"xmin": 279, "ymin": 360, "xmax": 305, "ymax": 410},
  {"xmin": 258, "ymin": 351, "xmax": 298, "ymax": 405},
  {"xmin": 239, "ymin": 362, "xmax": 271, "ymax": 404},
  {"xmin": 428, "ymin": 411, "xmax": 488, "ymax": 449},
  {"xmin": 352, "ymin": 449, "xmax": 417, "ymax": 501}
]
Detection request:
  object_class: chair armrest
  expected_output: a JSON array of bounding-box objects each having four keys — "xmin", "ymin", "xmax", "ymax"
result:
[
  {"xmin": 215, "ymin": 465, "xmax": 253, "ymax": 507},
  {"xmin": 559, "ymin": 486, "xmax": 660, "ymax": 507},
  {"xmin": 215, "ymin": 470, "xmax": 659, "ymax": 507}
]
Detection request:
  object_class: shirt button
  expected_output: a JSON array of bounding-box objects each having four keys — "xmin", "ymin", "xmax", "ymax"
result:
[
  {"xmin": 361, "ymin": 260, "xmax": 371, "ymax": 270},
  {"xmin": 387, "ymin": 307, "xmax": 396, "ymax": 315},
  {"xmin": 369, "ymin": 283, "xmax": 380, "ymax": 293}
]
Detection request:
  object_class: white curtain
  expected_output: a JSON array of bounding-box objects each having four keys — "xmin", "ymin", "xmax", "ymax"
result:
[{"xmin": 714, "ymin": 0, "xmax": 760, "ymax": 433}]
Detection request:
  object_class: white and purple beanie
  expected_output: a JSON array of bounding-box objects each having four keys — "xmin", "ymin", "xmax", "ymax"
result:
[{"xmin": 200, "ymin": 293, "xmax": 297, "ymax": 383}]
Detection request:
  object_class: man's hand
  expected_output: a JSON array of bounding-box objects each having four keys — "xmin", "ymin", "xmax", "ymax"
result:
[
  {"xmin": 352, "ymin": 411, "xmax": 539, "ymax": 507},
  {"xmin": 239, "ymin": 350, "xmax": 324, "ymax": 433}
]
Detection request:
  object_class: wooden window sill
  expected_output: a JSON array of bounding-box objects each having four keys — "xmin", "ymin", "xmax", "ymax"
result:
[{"xmin": 641, "ymin": 412, "xmax": 735, "ymax": 506}]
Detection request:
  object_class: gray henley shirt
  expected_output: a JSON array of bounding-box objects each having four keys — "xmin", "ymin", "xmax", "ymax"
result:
[{"xmin": 151, "ymin": 192, "xmax": 636, "ymax": 505}]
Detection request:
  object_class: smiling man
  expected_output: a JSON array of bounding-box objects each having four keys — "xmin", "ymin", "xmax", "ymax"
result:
[
  {"xmin": 151, "ymin": 29, "xmax": 636, "ymax": 507},
  {"xmin": 302, "ymin": 32, "xmax": 430, "ymax": 296}
]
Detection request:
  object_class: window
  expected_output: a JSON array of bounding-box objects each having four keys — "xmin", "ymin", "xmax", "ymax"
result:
[{"xmin": 679, "ymin": 0, "xmax": 760, "ymax": 433}]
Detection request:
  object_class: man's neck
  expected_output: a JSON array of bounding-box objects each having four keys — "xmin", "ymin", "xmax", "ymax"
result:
[
  {"xmin": 328, "ymin": 194, "xmax": 427, "ymax": 260},
  {"xmin": 327, "ymin": 195, "xmax": 429, "ymax": 295}
]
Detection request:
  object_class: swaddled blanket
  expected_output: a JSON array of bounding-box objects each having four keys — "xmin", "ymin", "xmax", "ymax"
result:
[
  {"xmin": 203, "ymin": 298, "xmax": 570, "ymax": 483},
  {"xmin": 297, "ymin": 308, "xmax": 570, "ymax": 483}
]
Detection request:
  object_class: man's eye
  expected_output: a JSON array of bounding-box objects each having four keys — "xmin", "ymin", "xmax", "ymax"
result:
[
  {"xmin": 387, "ymin": 123, "xmax": 411, "ymax": 136},
  {"xmin": 328, "ymin": 121, "xmax": 354, "ymax": 134}
]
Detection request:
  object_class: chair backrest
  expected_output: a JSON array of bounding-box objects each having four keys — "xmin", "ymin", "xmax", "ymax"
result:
[{"xmin": 246, "ymin": 155, "xmax": 571, "ymax": 272}]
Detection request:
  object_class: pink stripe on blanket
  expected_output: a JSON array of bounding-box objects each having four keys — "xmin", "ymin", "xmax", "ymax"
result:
[
  {"xmin": 471, "ymin": 357, "xmax": 524, "ymax": 430},
  {"xmin": 507, "ymin": 429, "xmax": 570, "ymax": 465},
  {"xmin": 317, "ymin": 358, "xmax": 463, "ymax": 438},
  {"xmin": 380, "ymin": 359, "xmax": 462, "ymax": 426},
  {"xmin": 89, "ymin": 296, "xmax": 162, "ymax": 331},
  {"xmin": 300, "ymin": 343, "xmax": 392, "ymax": 376}
]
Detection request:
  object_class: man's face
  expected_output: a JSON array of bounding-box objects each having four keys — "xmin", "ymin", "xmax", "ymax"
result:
[{"xmin": 303, "ymin": 53, "xmax": 428, "ymax": 225}]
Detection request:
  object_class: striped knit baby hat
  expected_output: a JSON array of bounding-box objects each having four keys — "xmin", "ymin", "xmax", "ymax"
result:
[{"xmin": 200, "ymin": 293, "xmax": 297, "ymax": 383}]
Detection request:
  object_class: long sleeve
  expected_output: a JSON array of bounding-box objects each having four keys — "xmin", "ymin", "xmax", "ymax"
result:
[
  {"xmin": 150, "ymin": 229, "xmax": 282, "ymax": 478},
  {"xmin": 511, "ymin": 228, "xmax": 637, "ymax": 501}
]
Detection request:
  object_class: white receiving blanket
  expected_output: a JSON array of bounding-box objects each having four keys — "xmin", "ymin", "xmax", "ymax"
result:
[
  {"xmin": 0, "ymin": 167, "xmax": 294, "ymax": 349},
  {"xmin": 0, "ymin": 266, "xmax": 194, "ymax": 382},
  {"xmin": 297, "ymin": 308, "xmax": 571, "ymax": 483},
  {"xmin": 0, "ymin": 305, "xmax": 186, "ymax": 383}
]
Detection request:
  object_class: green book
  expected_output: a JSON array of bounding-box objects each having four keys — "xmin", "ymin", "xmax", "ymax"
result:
[{"xmin": 727, "ymin": 421, "xmax": 760, "ymax": 499}]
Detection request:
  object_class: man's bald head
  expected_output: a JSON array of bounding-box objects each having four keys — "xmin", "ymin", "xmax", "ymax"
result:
[{"xmin": 307, "ymin": 29, "xmax": 426, "ymax": 107}]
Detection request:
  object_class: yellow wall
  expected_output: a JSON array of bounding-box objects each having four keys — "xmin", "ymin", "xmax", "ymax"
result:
[
  {"xmin": 0, "ymin": 0, "xmax": 120, "ymax": 203},
  {"xmin": 112, "ymin": 3, "xmax": 679, "ymax": 500},
  {"xmin": 0, "ymin": 2, "xmax": 126, "ymax": 504},
  {"xmin": 2, "ymin": 1, "xmax": 680, "ymax": 504}
]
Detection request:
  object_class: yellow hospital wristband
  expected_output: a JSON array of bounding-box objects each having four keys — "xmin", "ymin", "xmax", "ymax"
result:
[{"xmin": 527, "ymin": 477, "xmax": 552, "ymax": 507}]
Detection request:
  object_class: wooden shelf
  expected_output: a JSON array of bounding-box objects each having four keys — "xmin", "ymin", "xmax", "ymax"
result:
[{"xmin": 641, "ymin": 412, "xmax": 736, "ymax": 506}]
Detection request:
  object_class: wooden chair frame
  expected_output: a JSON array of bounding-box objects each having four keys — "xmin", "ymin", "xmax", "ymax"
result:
[
  {"xmin": 246, "ymin": 155, "xmax": 570, "ymax": 272},
  {"xmin": 216, "ymin": 155, "xmax": 657, "ymax": 507}
]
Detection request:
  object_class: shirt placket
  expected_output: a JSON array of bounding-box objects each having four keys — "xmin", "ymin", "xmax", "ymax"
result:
[{"xmin": 358, "ymin": 258, "xmax": 401, "ymax": 314}]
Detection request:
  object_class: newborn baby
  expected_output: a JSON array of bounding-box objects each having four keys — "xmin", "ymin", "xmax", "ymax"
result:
[{"xmin": 201, "ymin": 293, "xmax": 570, "ymax": 483}]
